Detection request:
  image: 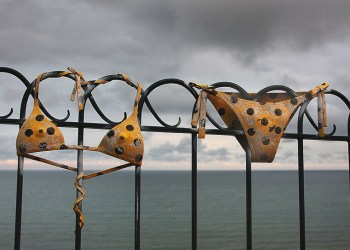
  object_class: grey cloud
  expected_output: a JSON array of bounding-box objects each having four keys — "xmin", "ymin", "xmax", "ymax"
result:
[
  {"xmin": 3, "ymin": 0, "xmax": 350, "ymax": 77},
  {"xmin": 148, "ymin": 136, "xmax": 232, "ymax": 162}
]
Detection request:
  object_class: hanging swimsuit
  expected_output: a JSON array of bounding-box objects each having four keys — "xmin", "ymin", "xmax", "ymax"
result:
[
  {"xmin": 16, "ymin": 69, "xmax": 144, "ymax": 228},
  {"xmin": 190, "ymin": 82, "xmax": 329, "ymax": 163}
]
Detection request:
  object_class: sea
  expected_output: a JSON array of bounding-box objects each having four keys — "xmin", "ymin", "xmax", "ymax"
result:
[{"xmin": 0, "ymin": 170, "xmax": 349, "ymax": 250}]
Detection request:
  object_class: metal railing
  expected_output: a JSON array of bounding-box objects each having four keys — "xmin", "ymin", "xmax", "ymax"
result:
[{"xmin": 1, "ymin": 67, "xmax": 349, "ymax": 250}]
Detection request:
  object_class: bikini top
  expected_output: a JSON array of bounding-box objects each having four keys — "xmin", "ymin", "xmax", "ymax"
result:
[
  {"xmin": 190, "ymin": 82, "xmax": 329, "ymax": 162},
  {"xmin": 16, "ymin": 69, "xmax": 144, "ymax": 167}
]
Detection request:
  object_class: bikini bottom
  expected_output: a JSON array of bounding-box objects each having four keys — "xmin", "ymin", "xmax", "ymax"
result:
[{"xmin": 191, "ymin": 83, "xmax": 329, "ymax": 162}]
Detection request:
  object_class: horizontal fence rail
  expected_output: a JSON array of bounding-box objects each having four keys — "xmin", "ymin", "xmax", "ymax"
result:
[{"xmin": 0, "ymin": 67, "xmax": 349, "ymax": 250}]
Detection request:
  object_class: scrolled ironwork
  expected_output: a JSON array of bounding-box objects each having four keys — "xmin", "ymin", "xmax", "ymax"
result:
[
  {"xmin": 139, "ymin": 78, "xmax": 194, "ymax": 128},
  {"xmin": 0, "ymin": 67, "xmax": 349, "ymax": 250}
]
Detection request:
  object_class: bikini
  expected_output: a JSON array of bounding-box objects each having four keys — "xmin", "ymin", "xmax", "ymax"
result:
[
  {"xmin": 16, "ymin": 69, "xmax": 144, "ymax": 228},
  {"xmin": 190, "ymin": 82, "xmax": 329, "ymax": 163}
]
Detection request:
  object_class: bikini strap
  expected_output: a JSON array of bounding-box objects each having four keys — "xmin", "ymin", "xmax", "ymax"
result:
[
  {"xmin": 191, "ymin": 90, "xmax": 208, "ymax": 139},
  {"xmin": 66, "ymin": 67, "xmax": 88, "ymax": 111},
  {"xmin": 33, "ymin": 68, "xmax": 87, "ymax": 111},
  {"xmin": 189, "ymin": 82, "xmax": 216, "ymax": 92},
  {"xmin": 308, "ymin": 82, "xmax": 330, "ymax": 137},
  {"xmin": 121, "ymin": 74, "xmax": 142, "ymax": 116}
]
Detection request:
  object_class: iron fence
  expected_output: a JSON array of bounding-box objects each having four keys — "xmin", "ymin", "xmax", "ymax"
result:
[{"xmin": 0, "ymin": 67, "xmax": 349, "ymax": 250}]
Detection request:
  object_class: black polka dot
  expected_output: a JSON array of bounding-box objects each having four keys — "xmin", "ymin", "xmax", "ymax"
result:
[
  {"xmin": 19, "ymin": 144, "xmax": 26, "ymax": 153},
  {"xmin": 318, "ymin": 122, "xmax": 323, "ymax": 129},
  {"xmin": 134, "ymin": 100, "xmax": 138, "ymax": 107},
  {"xmin": 247, "ymin": 108, "xmax": 254, "ymax": 115},
  {"xmin": 39, "ymin": 129, "xmax": 43, "ymax": 133},
  {"xmin": 259, "ymin": 101, "xmax": 266, "ymax": 105},
  {"xmin": 269, "ymin": 93, "xmax": 277, "ymax": 99},
  {"xmin": 275, "ymin": 109, "xmax": 282, "ymax": 116},
  {"xmin": 247, "ymin": 128, "xmax": 256, "ymax": 136},
  {"xmin": 39, "ymin": 142, "xmax": 47, "ymax": 150},
  {"xmin": 260, "ymin": 154, "xmax": 268, "ymax": 161},
  {"xmin": 218, "ymin": 108, "xmax": 225, "ymax": 116},
  {"xmin": 262, "ymin": 137, "xmax": 270, "ymax": 145},
  {"xmin": 115, "ymin": 146, "xmax": 124, "ymax": 154},
  {"xmin": 134, "ymin": 138, "xmax": 141, "ymax": 146},
  {"xmin": 60, "ymin": 144, "xmax": 68, "ymax": 149},
  {"xmin": 36, "ymin": 115, "xmax": 44, "ymax": 121},
  {"xmin": 261, "ymin": 118, "xmax": 269, "ymax": 126},
  {"xmin": 135, "ymin": 154, "xmax": 143, "ymax": 162},
  {"xmin": 25, "ymin": 129, "xmax": 33, "ymax": 137},
  {"xmin": 290, "ymin": 98, "xmax": 298, "ymax": 105},
  {"xmin": 269, "ymin": 125, "xmax": 276, "ymax": 132},
  {"xmin": 275, "ymin": 127, "xmax": 282, "ymax": 134},
  {"xmin": 126, "ymin": 124, "xmax": 134, "ymax": 131},
  {"xmin": 107, "ymin": 130, "xmax": 115, "ymax": 138},
  {"xmin": 194, "ymin": 107, "xmax": 198, "ymax": 113},
  {"xmin": 47, "ymin": 127, "xmax": 55, "ymax": 135},
  {"xmin": 231, "ymin": 96, "xmax": 238, "ymax": 103}
]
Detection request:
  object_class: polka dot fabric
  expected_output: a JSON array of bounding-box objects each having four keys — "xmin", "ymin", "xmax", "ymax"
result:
[
  {"xmin": 16, "ymin": 70, "xmax": 144, "ymax": 166},
  {"xmin": 208, "ymin": 92, "xmax": 306, "ymax": 162},
  {"xmin": 16, "ymin": 105, "xmax": 65, "ymax": 154},
  {"xmin": 191, "ymin": 83, "xmax": 329, "ymax": 163}
]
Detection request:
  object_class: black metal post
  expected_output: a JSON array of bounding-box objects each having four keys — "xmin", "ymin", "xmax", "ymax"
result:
[
  {"xmin": 297, "ymin": 101, "xmax": 310, "ymax": 250},
  {"xmin": 14, "ymin": 156, "xmax": 24, "ymax": 250},
  {"xmin": 298, "ymin": 136, "xmax": 305, "ymax": 250},
  {"xmin": 75, "ymin": 109, "xmax": 84, "ymax": 250},
  {"xmin": 348, "ymin": 113, "xmax": 350, "ymax": 193},
  {"xmin": 191, "ymin": 133, "xmax": 197, "ymax": 250},
  {"xmin": 135, "ymin": 165, "xmax": 141, "ymax": 250},
  {"xmin": 246, "ymin": 147, "xmax": 252, "ymax": 250}
]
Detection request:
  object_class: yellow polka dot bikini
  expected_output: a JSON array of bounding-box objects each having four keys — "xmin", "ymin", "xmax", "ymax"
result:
[
  {"xmin": 16, "ymin": 68, "xmax": 144, "ymax": 228},
  {"xmin": 190, "ymin": 82, "xmax": 329, "ymax": 162}
]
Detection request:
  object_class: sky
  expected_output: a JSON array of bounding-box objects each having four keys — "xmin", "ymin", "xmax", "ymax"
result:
[{"xmin": 0, "ymin": 0, "xmax": 350, "ymax": 171}]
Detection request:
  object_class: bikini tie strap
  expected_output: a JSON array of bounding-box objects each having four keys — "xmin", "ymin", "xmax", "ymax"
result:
[
  {"xmin": 309, "ymin": 82, "xmax": 329, "ymax": 137},
  {"xmin": 317, "ymin": 91, "xmax": 327, "ymax": 137},
  {"xmin": 191, "ymin": 90, "xmax": 208, "ymax": 139},
  {"xmin": 67, "ymin": 67, "xmax": 86, "ymax": 111},
  {"xmin": 189, "ymin": 82, "xmax": 215, "ymax": 91},
  {"xmin": 73, "ymin": 172, "xmax": 85, "ymax": 229}
]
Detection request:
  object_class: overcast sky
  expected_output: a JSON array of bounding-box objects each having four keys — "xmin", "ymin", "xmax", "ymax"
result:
[{"xmin": 1, "ymin": 0, "xmax": 350, "ymax": 171}]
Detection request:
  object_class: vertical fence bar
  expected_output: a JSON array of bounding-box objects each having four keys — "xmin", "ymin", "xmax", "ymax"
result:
[
  {"xmin": 298, "ymin": 137, "xmax": 305, "ymax": 250},
  {"xmin": 135, "ymin": 165, "xmax": 141, "ymax": 250},
  {"xmin": 75, "ymin": 111, "xmax": 85, "ymax": 250},
  {"xmin": 191, "ymin": 133, "xmax": 197, "ymax": 250},
  {"xmin": 297, "ymin": 101, "xmax": 309, "ymax": 250},
  {"xmin": 348, "ymin": 114, "xmax": 350, "ymax": 193},
  {"xmin": 14, "ymin": 156, "xmax": 24, "ymax": 250},
  {"xmin": 245, "ymin": 147, "xmax": 252, "ymax": 250}
]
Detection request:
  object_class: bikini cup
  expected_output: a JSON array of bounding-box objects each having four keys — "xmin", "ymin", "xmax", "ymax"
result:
[
  {"xmin": 16, "ymin": 70, "xmax": 144, "ymax": 228},
  {"xmin": 191, "ymin": 83, "xmax": 329, "ymax": 162},
  {"xmin": 16, "ymin": 70, "xmax": 144, "ymax": 166}
]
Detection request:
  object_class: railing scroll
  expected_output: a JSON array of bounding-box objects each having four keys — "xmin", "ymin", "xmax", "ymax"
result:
[{"xmin": 0, "ymin": 67, "xmax": 349, "ymax": 250}]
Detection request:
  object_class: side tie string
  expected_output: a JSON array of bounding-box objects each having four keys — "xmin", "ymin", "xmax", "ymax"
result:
[
  {"xmin": 191, "ymin": 90, "xmax": 208, "ymax": 139},
  {"xmin": 308, "ymin": 82, "xmax": 329, "ymax": 137}
]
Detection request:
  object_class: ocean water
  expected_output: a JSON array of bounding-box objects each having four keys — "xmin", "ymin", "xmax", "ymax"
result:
[{"xmin": 0, "ymin": 170, "xmax": 349, "ymax": 250}]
